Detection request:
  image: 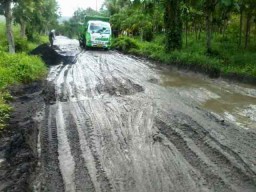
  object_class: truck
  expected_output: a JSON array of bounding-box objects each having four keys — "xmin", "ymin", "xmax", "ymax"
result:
[{"xmin": 79, "ymin": 16, "xmax": 112, "ymax": 50}]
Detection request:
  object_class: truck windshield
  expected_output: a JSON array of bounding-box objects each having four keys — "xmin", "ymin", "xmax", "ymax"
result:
[{"xmin": 90, "ymin": 23, "xmax": 111, "ymax": 34}]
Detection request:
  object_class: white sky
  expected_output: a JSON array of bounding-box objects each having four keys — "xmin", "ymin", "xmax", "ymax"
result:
[{"xmin": 57, "ymin": 0, "xmax": 105, "ymax": 17}]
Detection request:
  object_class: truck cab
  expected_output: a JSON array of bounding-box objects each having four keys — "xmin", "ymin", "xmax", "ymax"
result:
[{"xmin": 79, "ymin": 16, "xmax": 112, "ymax": 50}]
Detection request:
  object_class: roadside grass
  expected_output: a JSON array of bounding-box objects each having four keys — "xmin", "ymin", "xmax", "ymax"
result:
[
  {"xmin": 0, "ymin": 22, "xmax": 49, "ymax": 52},
  {"xmin": 112, "ymin": 34, "xmax": 256, "ymax": 78},
  {"xmin": 0, "ymin": 91, "xmax": 12, "ymax": 130},
  {"xmin": 0, "ymin": 22, "xmax": 47, "ymax": 130},
  {"xmin": 0, "ymin": 52, "xmax": 47, "ymax": 130},
  {"xmin": 0, "ymin": 52, "xmax": 47, "ymax": 87}
]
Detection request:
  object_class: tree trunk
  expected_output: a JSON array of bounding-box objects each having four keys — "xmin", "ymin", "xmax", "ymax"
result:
[
  {"xmin": 140, "ymin": 29, "xmax": 143, "ymax": 41},
  {"xmin": 185, "ymin": 19, "xmax": 188, "ymax": 47},
  {"xmin": 222, "ymin": 20, "xmax": 227, "ymax": 38},
  {"xmin": 4, "ymin": 0, "xmax": 15, "ymax": 53},
  {"xmin": 245, "ymin": 13, "xmax": 251, "ymax": 49},
  {"xmin": 239, "ymin": 9, "xmax": 243, "ymax": 47},
  {"xmin": 198, "ymin": 26, "xmax": 202, "ymax": 40},
  {"xmin": 164, "ymin": 0, "xmax": 182, "ymax": 51},
  {"xmin": 206, "ymin": 10, "xmax": 213, "ymax": 53},
  {"xmin": 20, "ymin": 19, "xmax": 27, "ymax": 38},
  {"xmin": 195, "ymin": 26, "xmax": 198, "ymax": 40}
]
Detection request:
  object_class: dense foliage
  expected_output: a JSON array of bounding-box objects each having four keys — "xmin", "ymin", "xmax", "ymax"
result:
[
  {"xmin": 104, "ymin": 0, "xmax": 256, "ymax": 52},
  {"xmin": 0, "ymin": 52, "xmax": 47, "ymax": 88},
  {"xmin": 113, "ymin": 34, "xmax": 256, "ymax": 76},
  {"xmin": 106, "ymin": 0, "xmax": 256, "ymax": 80},
  {"xmin": 0, "ymin": 0, "xmax": 58, "ymax": 53}
]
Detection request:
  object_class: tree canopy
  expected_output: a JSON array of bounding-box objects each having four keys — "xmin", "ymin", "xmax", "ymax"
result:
[
  {"xmin": 0, "ymin": 0, "xmax": 59, "ymax": 53},
  {"xmin": 103, "ymin": 0, "xmax": 256, "ymax": 52}
]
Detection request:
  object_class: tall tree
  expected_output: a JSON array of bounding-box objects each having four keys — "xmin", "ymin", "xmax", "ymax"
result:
[
  {"xmin": 13, "ymin": 0, "xmax": 34, "ymax": 38},
  {"xmin": 238, "ymin": 0, "xmax": 244, "ymax": 47},
  {"xmin": 204, "ymin": 0, "xmax": 218, "ymax": 53},
  {"xmin": 0, "ymin": 0, "xmax": 58, "ymax": 52},
  {"xmin": 0, "ymin": 0, "xmax": 15, "ymax": 53},
  {"xmin": 243, "ymin": 0, "xmax": 256, "ymax": 48},
  {"xmin": 24, "ymin": 0, "xmax": 59, "ymax": 41},
  {"xmin": 164, "ymin": 0, "xmax": 183, "ymax": 51},
  {"xmin": 104, "ymin": 0, "xmax": 131, "ymax": 15}
]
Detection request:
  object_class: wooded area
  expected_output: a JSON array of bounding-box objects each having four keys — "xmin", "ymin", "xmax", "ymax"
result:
[
  {"xmin": 103, "ymin": 0, "xmax": 256, "ymax": 52},
  {"xmin": 103, "ymin": 0, "xmax": 256, "ymax": 79},
  {"xmin": 1, "ymin": 0, "xmax": 255, "ymax": 54},
  {"xmin": 0, "ymin": 0, "xmax": 58, "ymax": 53},
  {"xmin": 0, "ymin": 0, "xmax": 255, "ymax": 77}
]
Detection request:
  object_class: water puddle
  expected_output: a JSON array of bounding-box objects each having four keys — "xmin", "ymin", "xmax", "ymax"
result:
[{"xmin": 160, "ymin": 70, "xmax": 256, "ymax": 129}]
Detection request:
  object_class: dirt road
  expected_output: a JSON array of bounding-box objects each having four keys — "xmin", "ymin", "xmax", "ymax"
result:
[{"xmin": 38, "ymin": 36, "xmax": 256, "ymax": 192}]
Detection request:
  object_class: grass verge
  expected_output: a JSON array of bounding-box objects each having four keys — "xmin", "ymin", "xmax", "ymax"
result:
[
  {"xmin": 112, "ymin": 35, "xmax": 256, "ymax": 80},
  {"xmin": 0, "ymin": 52, "xmax": 47, "ymax": 130},
  {"xmin": 0, "ymin": 22, "xmax": 48, "ymax": 53},
  {"xmin": 0, "ymin": 22, "xmax": 48, "ymax": 130}
]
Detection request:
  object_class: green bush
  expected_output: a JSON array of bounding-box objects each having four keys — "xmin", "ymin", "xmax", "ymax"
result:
[
  {"xmin": 15, "ymin": 37, "xmax": 30, "ymax": 52},
  {"xmin": 0, "ymin": 51, "xmax": 47, "ymax": 130},
  {"xmin": 0, "ymin": 51, "xmax": 47, "ymax": 88},
  {"xmin": 142, "ymin": 27, "xmax": 154, "ymax": 42},
  {"xmin": 0, "ymin": 22, "xmax": 48, "ymax": 53},
  {"xmin": 112, "ymin": 35, "xmax": 256, "ymax": 78},
  {"xmin": 0, "ymin": 37, "xmax": 30, "ymax": 53},
  {"xmin": 29, "ymin": 32, "xmax": 48, "ymax": 44},
  {"xmin": 0, "ymin": 91, "xmax": 12, "ymax": 130},
  {"xmin": 112, "ymin": 36, "xmax": 139, "ymax": 52}
]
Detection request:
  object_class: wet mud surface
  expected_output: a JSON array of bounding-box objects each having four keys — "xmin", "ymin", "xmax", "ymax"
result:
[
  {"xmin": 160, "ymin": 70, "xmax": 256, "ymax": 129},
  {"xmin": 30, "ymin": 39, "xmax": 80, "ymax": 66},
  {"xmin": 0, "ymin": 82, "xmax": 44, "ymax": 192},
  {"xmin": 34, "ymin": 36, "xmax": 256, "ymax": 192}
]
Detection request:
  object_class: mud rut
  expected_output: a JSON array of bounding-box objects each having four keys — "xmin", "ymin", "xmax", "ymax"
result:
[{"xmin": 38, "ymin": 37, "xmax": 256, "ymax": 192}]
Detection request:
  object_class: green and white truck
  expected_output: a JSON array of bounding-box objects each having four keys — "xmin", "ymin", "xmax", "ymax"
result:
[{"xmin": 79, "ymin": 16, "xmax": 112, "ymax": 49}]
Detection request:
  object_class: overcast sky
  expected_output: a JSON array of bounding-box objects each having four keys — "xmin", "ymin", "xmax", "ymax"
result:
[{"xmin": 57, "ymin": 0, "xmax": 105, "ymax": 17}]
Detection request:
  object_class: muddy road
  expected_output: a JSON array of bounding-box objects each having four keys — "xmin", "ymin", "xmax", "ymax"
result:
[{"xmin": 38, "ymin": 36, "xmax": 256, "ymax": 192}]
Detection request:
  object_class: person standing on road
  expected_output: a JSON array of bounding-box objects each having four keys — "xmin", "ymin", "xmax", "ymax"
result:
[{"xmin": 49, "ymin": 29, "xmax": 55, "ymax": 47}]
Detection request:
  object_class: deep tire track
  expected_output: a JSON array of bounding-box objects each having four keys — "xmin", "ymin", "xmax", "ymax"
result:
[
  {"xmin": 64, "ymin": 110, "xmax": 95, "ymax": 191},
  {"xmin": 41, "ymin": 106, "xmax": 65, "ymax": 192},
  {"xmin": 80, "ymin": 103, "xmax": 113, "ymax": 192},
  {"xmin": 156, "ymin": 110, "xmax": 256, "ymax": 192}
]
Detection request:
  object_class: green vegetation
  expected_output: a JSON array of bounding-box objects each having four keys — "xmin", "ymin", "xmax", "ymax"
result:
[
  {"xmin": 0, "ymin": 50, "xmax": 47, "ymax": 130},
  {"xmin": 57, "ymin": 8, "xmax": 108, "ymax": 38},
  {"xmin": 0, "ymin": 23, "xmax": 48, "ymax": 52},
  {"xmin": 105, "ymin": 0, "xmax": 256, "ymax": 79},
  {"xmin": 0, "ymin": 0, "xmax": 57, "ymax": 129},
  {"xmin": 0, "ymin": 91, "xmax": 12, "ymax": 130},
  {"xmin": 1, "ymin": 0, "xmax": 58, "ymax": 53},
  {"xmin": 0, "ymin": 52, "xmax": 47, "ymax": 87},
  {"xmin": 0, "ymin": 23, "xmax": 48, "ymax": 130},
  {"xmin": 113, "ymin": 34, "xmax": 256, "ymax": 78},
  {"xmin": 61, "ymin": 1, "xmax": 256, "ymax": 79}
]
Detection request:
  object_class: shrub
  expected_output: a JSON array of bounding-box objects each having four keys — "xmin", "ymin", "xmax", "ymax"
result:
[
  {"xmin": 0, "ymin": 91, "xmax": 12, "ymax": 130},
  {"xmin": 112, "ymin": 36, "xmax": 139, "ymax": 52},
  {"xmin": 112, "ymin": 35, "xmax": 256, "ymax": 78},
  {"xmin": 0, "ymin": 51, "xmax": 47, "ymax": 88},
  {"xmin": 0, "ymin": 52, "xmax": 47, "ymax": 130},
  {"xmin": 142, "ymin": 27, "xmax": 154, "ymax": 42},
  {"xmin": 15, "ymin": 37, "xmax": 30, "ymax": 52}
]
